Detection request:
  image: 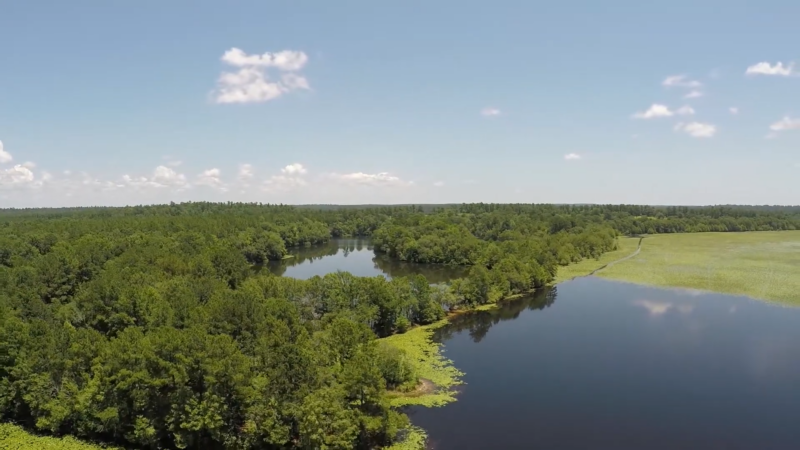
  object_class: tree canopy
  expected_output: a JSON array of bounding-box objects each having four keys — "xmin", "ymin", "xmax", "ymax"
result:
[{"xmin": 1, "ymin": 202, "xmax": 797, "ymax": 449}]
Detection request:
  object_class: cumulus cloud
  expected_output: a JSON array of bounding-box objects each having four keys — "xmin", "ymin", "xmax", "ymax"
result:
[
  {"xmin": 662, "ymin": 75, "xmax": 702, "ymax": 88},
  {"xmin": 122, "ymin": 165, "xmax": 189, "ymax": 190},
  {"xmin": 769, "ymin": 117, "xmax": 800, "ymax": 132},
  {"xmin": 564, "ymin": 153, "xmax": 581, "ymax": 160},
  {"xmin": 281, "ymin": 163, "xmax": 307, "ymax": 175},
  {"xmin": 674, "ymin": 122, "xmax": 717, "ymax": 138},
  {"xmin": 332, "ymin": 171, "xmax": 412, "ymax": 187},
  {"xmin": 433, "ymin": 181, "xmax": 445, "ymax": 187},
  {"xmin": 238, "ymin": 163, "xmax": 254, "ymax": 181},
  {"xmin": 632, "ymin": 104, "xmax": 694, "ymax": 119},
  {"xmin": 0, "ymin": 165, "xmax": 35, "ymax": 189},
  {"xmin": 214, "ymin": 48, "xmax": 310, "ymax": 104},
  {"xmin": 684, "ymin": 90, "xmax": 704, "ymax": 99},
  {"xmin": 196, "ymin": 168, "xmax": 226, "ymax": 191},
  {"xmin": 481, "ymin": 107, "xmax": 501, "ymax": 117},
  {"xmin": 0, "ymin": 140, "xmax": 12, "ymax": 164},
  {"xmin": 221, "ymin": 48, "xmax": 308, "ymax": 71},
  {"xmin": 745, "ymin": 61, "xmax": 795, "ymax": 77},
  {"xmin": 632, "ymin": 104, "xmax": 674, "ymax": 119},
  {"xmin": 263, "ymin": 163, "xmax": 308, "ymax": 192}
]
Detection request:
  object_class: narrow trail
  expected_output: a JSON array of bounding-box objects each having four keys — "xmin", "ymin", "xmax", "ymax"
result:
[{"xmin": 586, "ymin": 236, "xmax": 644, "ymax": 277}]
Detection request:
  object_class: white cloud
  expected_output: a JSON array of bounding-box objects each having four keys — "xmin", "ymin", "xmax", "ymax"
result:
[
  {"xmin": 238, "ymin": 163, "xmax": 254, "ymax": 181},
  {"xmin": 281, "ymin": 163, "xmax": 307, "ymax": 175},
  {"xmin": 632, "ymin": 104, "xmax": 694, "ymax": 120},
  {"xmin": 674, "ymin": 122, "xmax": 717, "ymax": 138},
  {"xmin": 215, "ymin": 68, "xmax": 288, "ymax": 104},
  {"xmin": 263, "ymin": 163, "xmax": 308, "ymax": 191},
  {"xmin": 729, "ymin": 107, "xmax": 739, "ymax": 115},
  {"xmin": 122, "ymin": 165, "xmax": 189, "ymax": 190},
  {"xmin": 769, "ymin": 116, "xmax": 800, "ymax": 132},
  {"xmin": 662, "ymin": 75, "xmax": 702, "ymax": 88},
  {"xmin": 0, "ymin": 165, "xmax": 35, "ymax": 189},
  {"xmin": 332, "ymin": 171, "xmax": 412, "ymax": 187},
  {"xmin": 632, "ymin": 104, "xmax": 673, "ymax": 119},
  {"xmin": 196, "ymin": 168, "xmax": 226, "ymax": 191},
  {"xmin": 153, "ymin": 166, "xmax": 188, "ymax": 187},
  {"xmin": 564, "ymin": 153, "xmax": 581, "ymax": 160},
  {"xmin": 433, "ymin": 181, "xmax": 445, "ymax": 187},
  {"xmin": 221, "ymin": 48, "xmax": 308, "ymax": 71},
  {"xmin": 22, "ymin": 161, "xmax": 36, "ymax": 169},
  {"xmin": 684, "ymin": 90, "xmax": 704, "ymax": 99},
  {"xmin": 214, "ymin": 48, "xmax": 311, "ymax": 104},
  {"xmin": 0, "ymin": 141, "xmax": 12, "ymax": 164},
  {"xmin": 481, "ymin": 107, "xmax": 501, "ymax": 117},
  {"xmin": 745, "ymin": 61, "xmax": 795, "ymax": 77}
]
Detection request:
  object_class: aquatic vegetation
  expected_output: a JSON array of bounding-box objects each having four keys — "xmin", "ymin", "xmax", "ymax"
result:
[
  {"xmin": 384, "ymin": 426, "xmax": 428, "ymax": 450},
  {"xmin": 599, "ymin": 231, "xmax": 800, "ymax": 305},
  {"xmin": 382, "ymin": 320, "xmax": 464, "ymax": 408},
  {"xmin": 0, "ymin": 424, "xmax": 120, "ymax": 450}
]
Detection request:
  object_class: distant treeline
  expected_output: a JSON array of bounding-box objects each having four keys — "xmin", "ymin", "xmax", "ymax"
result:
[{"xmin": 1, "ymin": 202, "xmax": 798, "ymax": 449}]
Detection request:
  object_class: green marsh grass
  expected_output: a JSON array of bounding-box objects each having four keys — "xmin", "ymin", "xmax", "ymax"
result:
[
  {"xmin": 0, "ymin": 424, "xmax": 120, "ymax": 450},
  {"xmin": 598, "ymin": 231, "xmax": 800, "ymax": 305},
  {"xmin": 554, "ymin": 236, "xmax": 642, "ymax": 283},
  {"xmin": 381, "ymin": 320, "xmax": 464, "ymax": 408}
]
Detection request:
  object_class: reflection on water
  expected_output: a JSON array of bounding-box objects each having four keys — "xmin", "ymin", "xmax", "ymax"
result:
[
  {"xmin": 264, "ymin": 238, "xmax": 468, "ymax": 282},
  {"xmin": 410, "ymin": 277, "xmax": 800, "ymax": 450}
]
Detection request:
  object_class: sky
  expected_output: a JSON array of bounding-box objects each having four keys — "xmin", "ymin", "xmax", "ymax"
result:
[{"xmin": 1, "ymin": 1, "xmax": 799, "ymax": 207}]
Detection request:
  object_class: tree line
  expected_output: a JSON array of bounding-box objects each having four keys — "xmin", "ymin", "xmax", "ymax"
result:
[{"xmin": 1, "ymin": 202, "xmax": 798, "ymax": 449}]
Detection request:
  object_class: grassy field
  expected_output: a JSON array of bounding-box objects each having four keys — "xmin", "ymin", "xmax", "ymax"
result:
[
  {"xmin": 554, "ymin": 236, "xmax": 642, "ymax": 283},
  {"xmin": 597, "ymin": 231, "xmax": 800, "ymax": 305}
]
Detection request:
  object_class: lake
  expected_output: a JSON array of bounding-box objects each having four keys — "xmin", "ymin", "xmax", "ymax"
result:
[
  {"xmin": 270, "ymin": 239, "xmax": 800, "ymax": 450},
  {"xmin": 410, "ymin": 278, "xmax": 800, "ymax": 450},
  {"xmin": 265, "ymin": 238, "xmax": 468, "ymax": 283}
]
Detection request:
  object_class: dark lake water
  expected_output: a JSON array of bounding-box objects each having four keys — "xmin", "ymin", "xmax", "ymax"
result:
[
  {"xmin": 266, "ymin": 240, "xmax": 800, "ymax": 449},
  {"xmin": 410, "ymin": 277, "xmax": 800, "ymax": 450},
  {"xmin": 264, "ymin": 238, "xmax": 468, "ymax": 282}
]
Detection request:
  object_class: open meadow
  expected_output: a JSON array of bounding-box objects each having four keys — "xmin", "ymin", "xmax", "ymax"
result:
[{"xmin": 597, "ymin": 231, "xmax": 800, "ymax": 305}]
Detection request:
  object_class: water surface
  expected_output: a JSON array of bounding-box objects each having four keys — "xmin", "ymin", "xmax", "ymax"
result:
[
  {"xmin": 265, "ymin": 238, "xmax": 468, "ymax": 282},
  {"xmin": 410, "ymin": 277, "xmax": 800, "ymax": 450}
]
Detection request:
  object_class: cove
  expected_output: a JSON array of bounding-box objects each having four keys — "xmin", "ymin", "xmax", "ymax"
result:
[
  {"xmin": 264, "ymin": 238, "xmax": 468, "ymax": 282},
  {"xmin": 408, "ymin": 277, "xmax": 800, "ymax": 450}
]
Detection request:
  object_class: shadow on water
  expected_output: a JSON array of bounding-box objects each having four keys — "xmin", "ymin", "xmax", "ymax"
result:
[{"xmin": 434, "ymin": 287, "xmax": 558, "ymax": 344}]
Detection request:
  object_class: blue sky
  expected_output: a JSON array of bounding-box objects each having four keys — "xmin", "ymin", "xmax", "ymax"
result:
[{"xmin": 1, "ymin": 1, "xmax": 798, "ymax": 207}]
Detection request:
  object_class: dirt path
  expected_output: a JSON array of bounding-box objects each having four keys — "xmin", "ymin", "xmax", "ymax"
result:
[{"xmin": 586, "ymin": 236, "xmax": 643, "ymax": 277}]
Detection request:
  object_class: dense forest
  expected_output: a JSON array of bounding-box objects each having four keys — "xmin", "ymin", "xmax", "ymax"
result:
[{"xmin": 1, "ymin": 202, "xmax": 798, "ymax": 449}]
